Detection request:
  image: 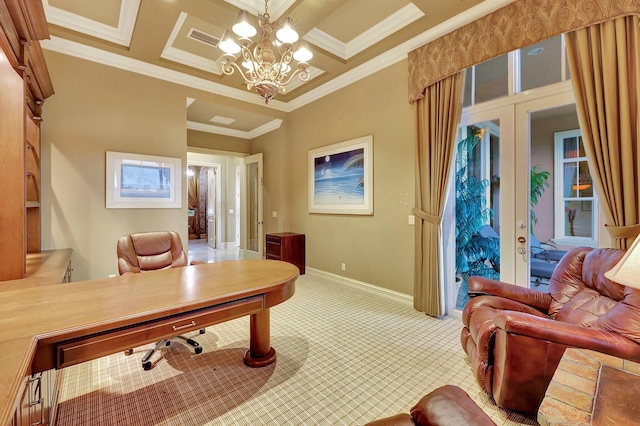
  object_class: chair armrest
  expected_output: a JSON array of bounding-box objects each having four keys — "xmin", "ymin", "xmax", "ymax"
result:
[
  {"xmin": 494, "ymin": 311, "xmax": 640, "ymax": 362},
  {"xmin": 468, "ymin": 276, "xmax": 552, "ymax": 312}
]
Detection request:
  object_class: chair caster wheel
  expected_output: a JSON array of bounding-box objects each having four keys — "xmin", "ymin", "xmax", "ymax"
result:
[
  {"xmin": 199, "ymin": 329, "xmax": 205, "ymax": 334},
  {"xmin": 166, "ymin": 341, "xmax": 171, "ymax": 347},
  {"xmin": 143, "ymin": 361, "xmax": 152, "ymax": 371},
  {"xmin": 195, "ymin": 347, "xmax": 203, "ymax": 354},
  {"xmin": 124, "ymin": 349, "xmax": 133, "ymax": 356}
]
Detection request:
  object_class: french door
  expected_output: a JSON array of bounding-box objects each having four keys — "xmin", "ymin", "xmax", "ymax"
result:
[{"xmin": 446, "ymin": 84, "xmax": 577, "ymax": 315}]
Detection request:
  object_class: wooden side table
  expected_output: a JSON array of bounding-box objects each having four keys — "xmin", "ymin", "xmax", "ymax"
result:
[{"xmin": 265, "ymin": 233, "xmax": 305, "ymax": 275}]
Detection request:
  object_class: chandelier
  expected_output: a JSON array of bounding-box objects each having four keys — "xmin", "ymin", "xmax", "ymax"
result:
[{"xmin": 219, "ymin": 0, "xmax": 313, "ymax": 103}]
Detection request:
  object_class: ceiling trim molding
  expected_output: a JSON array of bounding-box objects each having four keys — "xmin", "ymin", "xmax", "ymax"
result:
[
  {"xmin": 304, "ymin": 3, "xmax": 424, "ymax": 60},
  {"xmin": 187, "ymin": 119, "xmax": 283, "ymax": 139},
  {"xmin": 43, "ymin": 0, "xmax": 140, "ymax": 47},
  {"xmin": 224, "ymin": 0, "xmax": 295, "ymax": 20},
  {"xmin": 289, "ymin": 0, "xmax": 517, "ymax": 110},
  {"xmin": 42, "ymin": 0, "xmax": 517, "ymax": 116},
  {"xmin": 41, "ymin": 36, "xmax": 289, "ymax": 111}
]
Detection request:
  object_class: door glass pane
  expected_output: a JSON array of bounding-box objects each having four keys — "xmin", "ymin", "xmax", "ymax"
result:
[
  {"xmin": 520, "ymin": 35, "xmax": 563, "ymax": 91},
  {"xmin": 247, "ymin": 162, "xmax": 258, "ymax": 252},
  {"xmin": 462, "ymin": 68, "xmax": 473, "ymax": 107},
  {"xmin": 455, "ymin": 121, "xmax": 501, "ymax": 310},
  {"xmin": 530, "ymin": 106, "xmax": 581, "ymax": 290},
  {"xmin": 475, "ymin": 54, "xmax": 508, "ymax": 104}
]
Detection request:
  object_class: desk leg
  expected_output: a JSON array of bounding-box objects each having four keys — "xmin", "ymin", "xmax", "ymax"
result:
[{"xmin": 244, "ymin": 308, "xmax": 276, "ymax": 368}]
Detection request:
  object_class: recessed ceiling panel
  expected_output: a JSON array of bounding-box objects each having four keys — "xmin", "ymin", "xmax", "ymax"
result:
[
  {"xmin": 49, "ymin": 0, "xmax": 121, "ymax": 27},
  {"xmin": 188, "ymin": 100, "xmax": 275, "ymax": 132},
  {"xmin": 316, "ymin": 0, "xmax": 411, "ymax": 43}
]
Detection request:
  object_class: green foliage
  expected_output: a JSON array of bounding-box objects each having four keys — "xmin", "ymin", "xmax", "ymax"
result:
[
  {"xmin": 455, "ymin": 134, "xmax": 500, "ymax": 307},
  {"xmin": 530, "ymin": 165, "xmax": 550, "ymax": 228}
]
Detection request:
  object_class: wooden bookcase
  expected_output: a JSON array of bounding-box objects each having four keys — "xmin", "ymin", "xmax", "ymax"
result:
[{"xmin": 0, "ymin": 0, "xmax": 54, "ymax": 281}]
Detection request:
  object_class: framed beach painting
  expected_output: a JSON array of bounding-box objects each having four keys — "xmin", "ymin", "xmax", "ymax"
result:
[
  {"xmin": 106, "ymin": 151, "xmax": 182, "ymax": 208},
  {"xmin": 308, "ymin": 135, "xmax": 373, "ymax": 215}
]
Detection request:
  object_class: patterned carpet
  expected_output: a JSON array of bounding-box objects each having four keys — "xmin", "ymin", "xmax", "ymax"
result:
[{"xmin": 55, "ymin": 271, "xmax": 538, "ymax": 426}]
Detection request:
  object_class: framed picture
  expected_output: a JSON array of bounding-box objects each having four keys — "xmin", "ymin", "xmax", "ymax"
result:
[
  {"xmin": 308, "ymin": 135, "xmax": 373, "ymax": 215},
  {"xmin": 106, "ymin": 151, "xmax": 182, "ymax": 209}
]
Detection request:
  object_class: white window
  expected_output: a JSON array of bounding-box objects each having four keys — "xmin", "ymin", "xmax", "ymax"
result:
[{"xmin": 553, "ymin": 130, "xmax": 598, "ymax": 246}]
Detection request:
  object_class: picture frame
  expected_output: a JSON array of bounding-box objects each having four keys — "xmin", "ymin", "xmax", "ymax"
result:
[
  {"xmin": 308, "ymin": 135, "xmax": 373, "ymax": 215},
  {"xmin": 106, "ymin": 151, "xmax": 182, "ymax": 209}
]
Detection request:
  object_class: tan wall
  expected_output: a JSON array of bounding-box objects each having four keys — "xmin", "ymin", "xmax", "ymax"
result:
[
  {"xmin": 41, "ymin": 51, "xmax": 189, "ymax": 280},
  {"xmin": 40, "ymin": 49, "xmax": 416, "ymax": 293},
  {"xmin": 253, "ymin": 61, "xmax": 416, "ymax": 295}
]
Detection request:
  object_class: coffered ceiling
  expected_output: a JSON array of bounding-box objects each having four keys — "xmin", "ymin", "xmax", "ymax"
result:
[{"xmin": 41, "ymin": 0, "xmax": 512, "ymax": 139}]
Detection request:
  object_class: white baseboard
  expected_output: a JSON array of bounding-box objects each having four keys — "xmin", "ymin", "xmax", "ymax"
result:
[{"xmin": 306, "ymin": 267, "xmax": 413, "ymax": 306}]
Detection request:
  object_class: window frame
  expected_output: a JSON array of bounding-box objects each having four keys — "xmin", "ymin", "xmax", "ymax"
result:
[{"xmin": 552, "ymin": 129, "xmax": 598, "ymax": 247}]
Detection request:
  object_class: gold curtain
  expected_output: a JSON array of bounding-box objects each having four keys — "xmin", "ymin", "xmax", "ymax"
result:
[
  {"xmin": 188, "ymin": 168, "xmax": 200, "ymax": 237},
  {"xmin": 566, "ymin": 15, "xmax": 640, "ymax": 249},
  {"xmin": 408, "ymin": 0, "xmax": 640, "ymax": 103},
  {"xmin": 413, "ymin": 72, "xmax": 464, "ymax": 317},
  {"xmin": 188, "ymin": 168, "xmax": 199, "ymax": 210}
]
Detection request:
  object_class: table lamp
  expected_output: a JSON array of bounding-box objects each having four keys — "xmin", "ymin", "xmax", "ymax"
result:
[{"xmin": 605, "ymin": 235, "xmax": 640, "ymax": 289}]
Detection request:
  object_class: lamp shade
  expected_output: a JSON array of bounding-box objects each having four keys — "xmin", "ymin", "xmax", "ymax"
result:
[
  {"xmin": 232, "ymin": 10, "xmax": 257, "ymax": 38},
  {"xmin": 605, "ymin": 235, "xmax": 640, "ymax": 289}
]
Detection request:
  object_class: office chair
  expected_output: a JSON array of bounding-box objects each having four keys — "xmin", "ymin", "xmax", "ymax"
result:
[{"xmin": 117, "ymin": 231, "xmax": 205, "ymax": 370}]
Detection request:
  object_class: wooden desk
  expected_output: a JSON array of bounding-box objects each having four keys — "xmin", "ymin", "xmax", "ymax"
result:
[{"xmin": 0, "ymin": 259, "xmax": 298, "ymax": 425}]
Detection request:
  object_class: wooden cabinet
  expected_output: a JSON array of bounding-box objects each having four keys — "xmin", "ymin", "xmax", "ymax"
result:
[
  {"xmin": 0, "ymin": 0, "xmax": 54, "ymax": 281},
  {"xmin": 266, "ymin": 233, "xmax": 305, "ymax": 275}
]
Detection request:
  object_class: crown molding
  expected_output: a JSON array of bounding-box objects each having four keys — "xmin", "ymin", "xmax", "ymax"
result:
[
  {"xmin": 304, "ymin": 3, "xmax": 424, "ymax": 60},
  {"xmin": 43, "ymin": 0, "xmax": 140, "ymax": 47},
  {"xmin": 187, "ymin": 119, "xmax": 283, "ymax": 139},
  {"xmin": 41, "ymin": 36, "xmax": 289, "ymax": 112},
  {"xmin": 42, "ymin": 0, "xmax": 517, "ymax": 119}
]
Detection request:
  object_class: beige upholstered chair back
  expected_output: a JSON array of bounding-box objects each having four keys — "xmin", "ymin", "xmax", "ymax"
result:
[{"xmin": 117, "ymin": 231, "xmax": 188, "ymax": 275}]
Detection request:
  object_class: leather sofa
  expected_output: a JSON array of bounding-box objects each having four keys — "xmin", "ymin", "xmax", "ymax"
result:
[
  {"xmin": 461, "ymin": 246, "xmax": 640, "ymax": 413},
  {"xmin": 364, "ymin": 385, "xmax": 496, "ymax": 426}
]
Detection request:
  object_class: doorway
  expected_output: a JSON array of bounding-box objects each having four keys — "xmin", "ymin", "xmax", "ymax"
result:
[{"xmin": 187, "ymin": 151, "xmax": 243, "ymax": 262}]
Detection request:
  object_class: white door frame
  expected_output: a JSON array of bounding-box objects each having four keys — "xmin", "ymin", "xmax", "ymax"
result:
[{"xmin": 241, "ymin": 153, "xmax": 264, "ymax": 259}]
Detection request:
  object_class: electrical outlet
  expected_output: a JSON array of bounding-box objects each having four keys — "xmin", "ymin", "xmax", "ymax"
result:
[
  {"xmin": 408, "ymin": 215, "xmax": 415, "ymax": 225},
  {"xmin": 341, "ymin": 263, "xmax": 346, "ymax": 271}
]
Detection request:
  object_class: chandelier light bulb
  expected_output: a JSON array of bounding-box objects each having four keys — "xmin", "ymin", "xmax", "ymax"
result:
[
  {"xmin": 219, "ymin": 30, "xmax": 241, "ymax": 54},
  {"xmin": 293, "ymin": 46, "xmax": 313, "ymax": 62},
  {"xmin": 276, "ymin": 17, "xmax": 299, "ymax": 44},
  {"xmin": 232, "ymin": 10, "xmax": 257, "ymax": 38}
]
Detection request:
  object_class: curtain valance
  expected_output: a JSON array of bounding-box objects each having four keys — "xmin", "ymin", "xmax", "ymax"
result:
[{"xmin": 408, "ymin": 0, "xmax": 640, "ymax": 103}]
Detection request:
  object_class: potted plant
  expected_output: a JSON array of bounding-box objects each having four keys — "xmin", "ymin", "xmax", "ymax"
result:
[{"xmin": 455, "ymin": 133, "xmax": 500, "ymax": 308}]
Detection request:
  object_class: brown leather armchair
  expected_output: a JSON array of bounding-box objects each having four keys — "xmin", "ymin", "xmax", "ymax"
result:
[
  {"xmin": 461, "ymin": 246, "xmax": 640, "ymax": 413},
  {"xmin": 117, "ymin": 231, "xmax": 205, "ymax": 370}
]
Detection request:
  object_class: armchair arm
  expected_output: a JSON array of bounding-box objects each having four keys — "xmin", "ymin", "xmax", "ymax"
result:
[
  {"xmin": 494, "ymin": 311, "xmax": 640, "ymax": 362},
  {"xmin": 468, "ymin": 276, "xmax": 552, "ymax": 313}
]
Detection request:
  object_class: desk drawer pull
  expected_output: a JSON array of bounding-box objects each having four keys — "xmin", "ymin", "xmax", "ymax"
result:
[{"xmin": 172, "ymin": 321, "xmax": 196, "ymax": 331}]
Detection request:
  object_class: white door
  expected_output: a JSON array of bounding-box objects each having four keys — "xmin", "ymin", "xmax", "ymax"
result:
[
  {"xmin": 241, "ymin": 153, "xmax": 263, "ymax": 259},
  {"xmin": 207, "ymin": 167, "xmax": 217, "ymax": 248}
]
